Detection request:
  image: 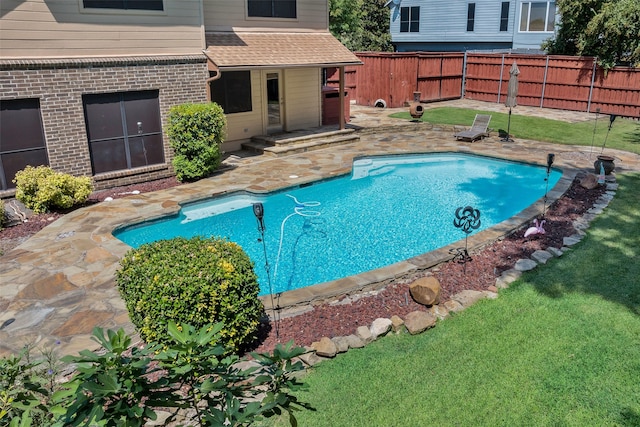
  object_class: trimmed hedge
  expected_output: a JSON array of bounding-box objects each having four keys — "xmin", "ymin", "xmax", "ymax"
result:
[
  {"xmin": 116, "ymin": 236, "xmax": 264, "ymax": 352},
  {"xmin": 13, "ymin": 165, "xmax": 93, "ymax": 214},
  {"xmin": 167, "ymin": 102, "xmax": 226, "ymax": 182}
]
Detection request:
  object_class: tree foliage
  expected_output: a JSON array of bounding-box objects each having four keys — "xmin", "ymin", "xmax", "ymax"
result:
[
  {"xmin": 329, "ymin": 0, "xmax": 392, "ymax": 52},
  {"xmin": 544, "ymin": 0, "xmax": 640, "ymax": 69}
]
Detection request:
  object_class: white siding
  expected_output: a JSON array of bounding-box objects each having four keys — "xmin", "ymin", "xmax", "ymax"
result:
[
  {"xmin": 0, "ymin": 0, "xmax": 203, "ymax": 58},
  {"xmin": 203, "ymin": 0, "xmax": 328, "ymax": 32},
  {"xmin": 283, "ymin": 68, "xmax": 321, "ymax": 130}
]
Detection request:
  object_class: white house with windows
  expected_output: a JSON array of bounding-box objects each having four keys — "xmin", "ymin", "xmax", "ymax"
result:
[{"xmin": 388, "ymin": 0, "xmax": 557, "ymax": 52}]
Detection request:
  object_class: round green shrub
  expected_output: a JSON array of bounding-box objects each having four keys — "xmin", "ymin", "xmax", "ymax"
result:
[
  {"xmin": 167, "ymin": 102, "xmax": 226, "ymax": 182},
  {"xmin": 116, "ymin": 236, "xmax": 264, "ymax": 352},
  {"xmin": 13, "ymin": 165, "xmax": 93, "ymax": 214}
]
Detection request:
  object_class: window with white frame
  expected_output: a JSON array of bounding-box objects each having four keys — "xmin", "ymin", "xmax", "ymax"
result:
[
  {"xmin": 248, "ymin": 0, "xmax": 296, "ymax": 18},
  {"xmin": 400, "ymin": 6, "xmax": 420, "ymax": 33},
  {"xmin": 519, "ymin": 2, "xmax": 555, "ymax": 32}
]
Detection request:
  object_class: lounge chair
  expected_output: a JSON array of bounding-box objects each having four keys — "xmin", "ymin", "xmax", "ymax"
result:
[{"xmin": 454, "ymin": 114, "xmax": 492, "ymax": 142}]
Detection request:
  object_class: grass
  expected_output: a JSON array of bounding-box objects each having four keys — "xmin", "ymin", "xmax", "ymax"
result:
[
  {"xmin": 267, "ymin": 173, "xmax": 640, "ymax": 427},
  {"xmin": 390, "ymin": 107, "xmax": 640, "ymax": 155}
]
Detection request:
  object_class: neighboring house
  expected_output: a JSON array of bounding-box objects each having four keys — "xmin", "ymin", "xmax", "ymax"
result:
[
  {"xmin": 388, "ymin": 0, "xmax": 557, "ymax": 52},
  {"xmin": 0, "ymin": 0, "xmax": 360, "ymax": 194}
]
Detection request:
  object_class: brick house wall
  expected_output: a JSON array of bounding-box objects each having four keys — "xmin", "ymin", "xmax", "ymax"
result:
[{"xmin": 0, "ymin": 56, "xmax": 208, "ymax": 194}]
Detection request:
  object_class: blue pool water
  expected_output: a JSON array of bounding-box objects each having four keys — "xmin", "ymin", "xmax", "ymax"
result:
[{"xmin": 114, "ymin": 153, "xmax": 561, "ymax": 296}]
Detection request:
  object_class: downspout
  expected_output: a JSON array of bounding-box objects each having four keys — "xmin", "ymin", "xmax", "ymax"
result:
[{"xmin": 202, "ymin": 50, "xmax": 221, "ymax": 101}]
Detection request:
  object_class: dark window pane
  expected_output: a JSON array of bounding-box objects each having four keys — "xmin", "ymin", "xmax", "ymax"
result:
[
  {"xmin": 123, "ymin": 91, "xmax": 162, "ymax": 136},
  {"xmin": 467, "ymin": 3, "xmax": 475, "ymax": 32},
  {"xmin": 0, "ymin": 98, "xmax": 48, "ymax": 190},
  {"xmin": 0, "ymin": 98, "xmax": 46, "ymax": 152},
  {"xmin": 128, "ymin": 134, "xmax": 164, "ymax": 168},
  {"xmin": 500, "ymin": 2, "xmax": 510, "ymax": 31},
  {"xmin": 248, "ymin": 0, "xmax": 296, "ymax": 18},
  {"xmin": 210, "ymin": 71, "xmax": 252, "ymax": 114},
  {"xmin": 89, "ymin": 139, "xmax": 128, "ymax": 174},
  {"xmin": 400, "ymin": 7, "xmax": 410, "ymax": 32},
  {"xmin": 83, "ymin": 93, "xmax": 123, "ymax": 141},
  {"xmin": 83, "ymin": 0, "xmax": 163, "ymax": 10}
]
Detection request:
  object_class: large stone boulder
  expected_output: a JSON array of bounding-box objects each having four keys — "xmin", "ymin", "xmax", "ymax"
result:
[
  {"xmin": 580, "ymin": 173, "xmax": 599, "ymax": 189},
  {"xmin": 370, "ymin": 317, "xmax": 393, "ymax": 339},
  {"xmin": 409, "ymin": 276, "xmax": 441, "ymax": 306}
]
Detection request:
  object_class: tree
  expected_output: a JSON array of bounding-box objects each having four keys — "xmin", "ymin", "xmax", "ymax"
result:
[
  {"xmin": 543, "ymin": 0, "xmax": 640, "ymax": 70},
  {"xmin": 329, "ymin": 0, "xmax": 392, "ymax": 52}
]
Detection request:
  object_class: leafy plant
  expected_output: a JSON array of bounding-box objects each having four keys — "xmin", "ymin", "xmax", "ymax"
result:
[
  {"xmin": 13, "ymin": 165, "xmax": 93, "ymax": 214},
  {"xmin": 58, "ymin": 323, "xmax": 311, "ymax": 426},
  {"xmin": 116, "ymin": 236, "xmax": 264, "ymax": 353},
  {"xmin": 167, "ymin": 102, "xmax": 226, "ymax": 182}
]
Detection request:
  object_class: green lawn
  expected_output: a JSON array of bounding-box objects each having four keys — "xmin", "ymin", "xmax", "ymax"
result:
[
  {"xmin": 390, "ymin": 107, "xmax": 640, "ymax": 155},
  {"xmin": 269, "ymin": 173, "xmax": 640, "ymax": 427}
]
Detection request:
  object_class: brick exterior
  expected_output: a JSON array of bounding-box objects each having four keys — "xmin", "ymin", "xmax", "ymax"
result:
[{"xmin": 0, "ymin": 56, "xmax": 208, "ymax": 193}]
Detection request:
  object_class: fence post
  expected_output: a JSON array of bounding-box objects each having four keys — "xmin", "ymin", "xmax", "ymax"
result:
[
  {"xmin": 461, "ymin": 51, "xmax": 468, "ymax": 99},
  {"xmin": 497, "ymin": 54, "xmax": 505, "ymax": 103},
  {"xmin": 540, "ymin": 55, "xmax": 549, "ymax": 108},
  {"xmin": 587, "ymin": 57, "xmax": 597, "ymax": 113}
]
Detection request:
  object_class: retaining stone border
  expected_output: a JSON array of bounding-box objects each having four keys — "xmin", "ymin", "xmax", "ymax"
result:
[{"xmin": 296, "ymin": 179, "xmax": 618, "ymax": 368}]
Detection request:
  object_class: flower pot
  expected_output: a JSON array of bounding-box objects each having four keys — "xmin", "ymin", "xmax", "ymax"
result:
[{"xmin": 594, "ymin": 155, "xmax": 615, "ymax": 175}]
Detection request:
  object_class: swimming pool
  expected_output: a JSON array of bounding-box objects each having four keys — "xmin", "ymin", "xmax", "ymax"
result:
[{"xmin": 114, "ymin": 153, "xmax": 561, "ymax": 296}]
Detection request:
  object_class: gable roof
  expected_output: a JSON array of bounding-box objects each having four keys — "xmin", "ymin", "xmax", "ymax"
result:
[{"xmin": 204, "ymin": 32, "xmax": 361, "ymax": 69}]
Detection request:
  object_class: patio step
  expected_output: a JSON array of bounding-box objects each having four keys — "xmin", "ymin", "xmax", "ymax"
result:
[{"xmin": 242, "ymin": 129, "xmax": 360, "ymax": 157}]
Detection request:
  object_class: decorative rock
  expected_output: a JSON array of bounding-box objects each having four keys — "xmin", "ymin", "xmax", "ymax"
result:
[
  {"xmin": 404, "ymin": 311, "xmax": 437, "ymax": 335},
  {"xmin": 546, "ymin": 247, "xmax": 564, "ymax": 257},
  {"xmin": 514, "ymin": 258, "xmax": 538, "ymax": 271},
  {"xmin": 487, "ymin": 285, "xmax": 498, "ymax": 293},
  {"xmin": 409, "ymin": 276, "xmax": 441, "ymax": 306},
  {"xmin": 443, "ymin": 299, "xmax": 464, "ymax": 313},
  {"xmin": 311, "ymin": 337, "xmax": 337, "ymax": 358},
  {"xmin": 331, "ymin": 336, "xmax": 351, "ymax": 353},
  {"xmin": 298, "ymin": 351, "xmax": 326, "ymax": 367},
  {"xmin": 606, "ymin": 183, "xmax": 618, "ymax": 191},
  {"xmin": 370, "ymin": 317, "xmax": 393, "ymax": 339},
  {"xmin": 356, "ymin": 325, "xmax": 373, "ymax": 343},
  {"xmin": 451, "ymin": 290, "xmax": 485, "ymax": 308},
  {"xmin": 531, "ymin": 250, "xmax": 554, "ymax": 264},
  {"xmin": 580, "ymin": 173, "xmax": 599, "ymax": 189},
  {"xmin": 343, "ymin": 334, "xmax": 366, "ymax": 349},
  {"xmin": 429, "ymin": 304, "xmax": 450, "ymax": 320},
  {"xmin": 483, "ymin": 291, "xmax": 498, "ymax": 300},
  {"xmin": 563, "ymin": 234, "xmax": 582, "ymax": 246},
  {"xmin": 390, "ymin": 315, "xmax": 405, "ymax": 333}
]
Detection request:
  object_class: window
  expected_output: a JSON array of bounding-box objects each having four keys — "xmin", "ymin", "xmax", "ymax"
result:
[
  {"xmin": 0, "ymin": 99, "xmax": 48, "ymax": 190},
  {"xmin": 247, "ymin": 0, "xmax": 296, "ymax": 18},
  {"xmin": 83, "ymin": 91, "xmax": 164, "ymax": 175},
  {"xmin": 210, "ymin": 71, "xmax": 253, "ymax": 114},
  {"xmin": 520, "ymin": 2, "xmax": 555, "ymax": 32},
  {"xmin": 467, "ymin": 3, "xmax": 476, "ymax": 32},
  {"xmin": 83, "ymin": 1, "xmax": 163, "ymax": 11},
  {"xmin": 500, "ymin": 2, "xmax": 510, "ymax": 32},
  {"xmin": 400, "ymin": 6, "xmax": 420, "ymax": 33}
]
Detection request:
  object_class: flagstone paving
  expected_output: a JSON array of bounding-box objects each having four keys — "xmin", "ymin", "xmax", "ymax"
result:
[{"xmin": 1, "ymin": 100, "xmax": 639, "ymax": 357}]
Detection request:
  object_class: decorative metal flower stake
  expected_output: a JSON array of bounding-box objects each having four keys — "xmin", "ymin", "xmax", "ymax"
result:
[{"xmin": 451, "ymin": 206, "xmax": 481, "ymax": 273}]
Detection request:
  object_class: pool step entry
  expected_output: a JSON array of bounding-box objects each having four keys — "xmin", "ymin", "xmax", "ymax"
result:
[{"xmin": 243, "ymin": 128, "xmax": 360, "ymax": 157}]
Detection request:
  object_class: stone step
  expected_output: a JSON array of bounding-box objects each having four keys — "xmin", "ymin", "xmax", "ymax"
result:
[
  {"xmin": 251, "ymin": 128, "xmax": 356, "ymax": 147},
  {"xmin": 262, "ymin": 134, "xmax": 360, "ymax": 157}
]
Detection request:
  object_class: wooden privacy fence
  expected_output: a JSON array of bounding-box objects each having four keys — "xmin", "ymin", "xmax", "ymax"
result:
[{"xmin": 328, "ymin": 52, "xmax": 639, "ymax": 118}]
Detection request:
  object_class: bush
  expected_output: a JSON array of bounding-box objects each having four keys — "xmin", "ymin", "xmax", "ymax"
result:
[
  {"xmin": 13, "ymin": 165, "xmax": 93, "ymax": 214},
  {"xmin": 116, "ymin": 236, "xmax": 264, "ymax": 352},
  {"xmin": 2, "ymin": 324, "xmax": 310, "ymax": 427},
  {"xmin": 167, "ymin": 102, "xmax": 226, "ymax": 182}
]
